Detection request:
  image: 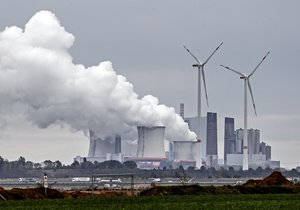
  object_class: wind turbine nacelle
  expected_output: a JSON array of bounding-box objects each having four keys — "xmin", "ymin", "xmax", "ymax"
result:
[{"xmin": 192, "ymin": 64, "xmax": 200, "ymax": 67}]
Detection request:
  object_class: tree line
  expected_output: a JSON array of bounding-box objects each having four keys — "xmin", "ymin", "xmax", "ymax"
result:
[{"xmin": 0, "ymin": 156, "xmax": 299, "ymax": 179}]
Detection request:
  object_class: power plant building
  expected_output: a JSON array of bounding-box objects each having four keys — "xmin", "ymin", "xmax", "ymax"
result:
[
  {"xmin": 136, "ymin": 126, "xmax": 166, "ymax": 159},
  {"xmin": 87, "ymin": 130, "xmax": 115, "ymax": 162},
  {"xmin": 224, "ymin": 117, "xmax": 236, "ymax": 164},
  {"xmin": 224, "ymin": 121, "xmax": 278, "ymax": 169},
  {"xmin": 73, "ymin": 130, "xmax": 127, "ymax": 164},
  {"xmin": 172, "ymin": 141, "xmax": 200, "ymax": 161},
  {"xmin": 206, "ymin": 112, "xmax": 218, "ymax": 167},
  {"xmin": 185, "ymin": 112, "xmax": 218, "ymax": 167},
  {"xmin": 266, "ymin": 145, "xmax": 271, "ymax": 160},
  {"xmin": 126, "ymin": 126, "xmax": 167, "ymax": 169},
  {"xmin": 184, "ymin": 116, "xmax": 207, "ymax": 166},
  {"xmin": 248, "ymin": 129, "xmax": 260, "ymax": 155},
  {"xmin": 260, "ymin": 141, "xmax": 271, "ymax": 160}
]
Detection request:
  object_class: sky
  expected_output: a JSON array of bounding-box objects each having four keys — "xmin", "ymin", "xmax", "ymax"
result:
[{"xmin": 0, "ymin": 1, "xmax": 299, "ymax": 169}]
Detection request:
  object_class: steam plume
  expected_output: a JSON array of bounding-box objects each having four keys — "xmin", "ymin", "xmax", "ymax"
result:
[{"xmin": 0, "ymin": 11, "xmax": 196, "ymax": 141}]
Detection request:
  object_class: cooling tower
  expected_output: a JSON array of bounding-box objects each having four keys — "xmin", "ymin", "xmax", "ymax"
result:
[
  {"xmin": 136, "ymin": 126, "xmax": 166, "ymax": 158},
  {"xmin": 173, "ymin": 141, "xmax": 197, "ymax": 161},
  {"xmin": 88, "ymin": 130, "xmax": 115, "ymax": 160}
]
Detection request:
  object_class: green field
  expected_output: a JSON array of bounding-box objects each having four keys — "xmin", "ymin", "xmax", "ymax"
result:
[{"xmin": 1, "ymin": 194, "xmax": 300, "ymax": 210}]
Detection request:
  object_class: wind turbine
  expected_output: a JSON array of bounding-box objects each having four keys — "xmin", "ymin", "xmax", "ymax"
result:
[
  {"xmin": 183, "ymin": 42, "xmax": 223, "ymax": 120},
  {"xmin": 220, "ymin": 51, "xmax": 270, "ymax": 170}
]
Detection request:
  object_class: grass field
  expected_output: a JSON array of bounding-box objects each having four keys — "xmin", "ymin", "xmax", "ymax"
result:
[{"xmin": 1, "ymin": 194, "xmax": 300, "ymax": 210}]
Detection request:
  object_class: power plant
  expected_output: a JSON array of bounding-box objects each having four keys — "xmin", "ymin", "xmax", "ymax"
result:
[
  {"xmin": 74, "ymin": 114, "xmax": 279, "ymax": 170},
  {"xmin": 73, "ymin": 46, "xmax": 279, "ymax": 171}
]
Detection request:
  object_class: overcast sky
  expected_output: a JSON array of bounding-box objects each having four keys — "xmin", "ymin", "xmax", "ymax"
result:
[{"xmin": 0, "ymin": 1, "xmax": 299, "ymax": 169}]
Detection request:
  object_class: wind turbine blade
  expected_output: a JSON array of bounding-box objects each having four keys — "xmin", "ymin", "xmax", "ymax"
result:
[
  {"xmin": 183, "ymin": 45, "xmax": 202, "ymax": 65},
  {"xmin": 203, "ymin": 42, "xmax": 223, "ymax": 65},
  {"xmin": 249, "ymin": 51, "xmax": 270, "ymax": 77},
  {"xmin": 220, "ymin": 65, "xmax": 245, "ymax": 77},
  {"xmin": 247, "ymin": 79, "xmax": 257, "ymax": 116},
  {"xmin": 202, "ymin": 67, "xmax": 209, "ymax": 107}
]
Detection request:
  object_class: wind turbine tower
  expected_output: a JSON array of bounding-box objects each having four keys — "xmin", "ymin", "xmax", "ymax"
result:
[
  {"xmin": 183, "ymin": 42, "xmax": 223, "ymax": 134},
  {"xmin": 183, "ymin": 43, "xmax": 223, "ymax": 168},
  {"xmin": 220, "ymin": 51, "xmax": 270, "ymax": 170}
]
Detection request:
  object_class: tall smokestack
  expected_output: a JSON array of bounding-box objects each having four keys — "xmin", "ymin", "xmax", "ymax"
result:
[
  {"xmin": 136, "ymin": 126, "xmax": 166, "ymax": 158},
  {"xmin": 115, "ymin": 135, "xmax": 121, "ymax": 154},
  {"xmin": 180, "ymin": 103, "xmax": 185, "ymax": 119}
]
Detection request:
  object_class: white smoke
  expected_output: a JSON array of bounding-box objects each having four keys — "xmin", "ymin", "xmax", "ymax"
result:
[{"xmin": 0, "ymin": 11, "xmax": 196, "ymax": 141}]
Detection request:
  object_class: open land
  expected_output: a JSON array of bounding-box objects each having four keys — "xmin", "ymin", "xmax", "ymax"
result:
[{"xmin": 1, "ymin": 172, "xmax": 300, "ymax": 209}]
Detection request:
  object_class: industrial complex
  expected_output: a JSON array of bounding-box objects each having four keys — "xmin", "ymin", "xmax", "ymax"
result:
[
  {"xmin": 74, "ymin": 110, "xmax": 279, "ymax": 170},
  {"xmin": 74, "ymin": 44, "xmax": 279, "ymax": 171}
]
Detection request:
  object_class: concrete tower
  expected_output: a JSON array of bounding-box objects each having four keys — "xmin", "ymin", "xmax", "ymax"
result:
[
  {"xmin": 180, "ymin": 103, "xmax": 185, "ymax": 119},
  {"xmin": 115, "ymin": 135, "xmax": 121, "ymax": 154},
  {"xmin": 206, "ymin": 112, "xmax": 218, "ymax": 155},
  {"xmin": 88, "ymin": 130, "xmax": 115, "ymax": 162},
  {"xmin": 206, "ymin": 112, "xmax": 218, "ymax": 167},
  {"xmin": 224, "ymin": 117, "xmax": 236, "ymax": 165},
  {"xmin": 136, "ymin": 126, "xmax": 166, "ymax": 158},
  {"xmin": 173, "ymin": 141, "xmax": 194, "ymax": 161}
]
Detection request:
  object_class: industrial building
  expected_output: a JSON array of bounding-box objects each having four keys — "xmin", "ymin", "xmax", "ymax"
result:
[
  {"xmin": 184, "ymin": 112, "xmax": 218, "ymax": 167},
  {"xmin": 260, "ymin": 141, "xmax": 271, "ymax": 160},
  {"xmin": 206, "ymin": 112, "xmax": 218, "ymax": 167},
  {"xmin": 87, "ymin": 130, "xmax": 117, "ymax": 162},
  {"xmin": 128, "ymin": 126, "xmax": 167, "ymax": 169},
  {"xmin": 224, "ymin": 117, "xmax": 236, "ymax": 164},
  {"xmin": 74, "ymin": 130, "xmax": 126, "ymax": 164},
  {"xmin": 136, "ymin": 126, "xmax": 166, "ymax": 159},
  {"xmin": 184, "ymin": 116, "xmax": 206, "ymax": 166},
  {"xmin": 73, "ymin": 114, "xmax": 278, "ymax": 170},
  {"xmin": 75, "ymin": 126, "xmax": 169, "ymax": 169},
  {"xmin": 223, "ymin": 117, "xmax": 279, "ymax": 169}
]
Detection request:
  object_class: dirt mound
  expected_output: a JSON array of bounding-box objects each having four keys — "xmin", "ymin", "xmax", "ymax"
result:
[
  {"xmin": 242, "ymin": 179, "xmax": 262, "ymax": 187},
  {"xmin": 243, "ymin": 171, "xmax": 293, "ymax": 187},
  {"xmin": 63, "ymin": 189, "xmax": 135, "ymax": 198},
  {"xmin": 260, "ymin": 171, "xmax": 293, "ymax": 186},
  {"xmin": 140, "ymin": 185, "xmax": 204, "ymax": 196},
  {"xmin": 0, "ymin": 187, "xmax": 63, "ymax": 200},
  {"xmin": 63, "ymin": 190, "xmax": 92, "ymax": 199}
]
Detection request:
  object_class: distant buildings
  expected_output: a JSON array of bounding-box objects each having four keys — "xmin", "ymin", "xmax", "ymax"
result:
[{"xmin": 223, "ymin": 118, "xmax": 279, "ymax": 169}]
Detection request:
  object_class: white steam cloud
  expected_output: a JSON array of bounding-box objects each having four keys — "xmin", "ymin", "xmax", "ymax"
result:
[{"xmin": 0, "ymin": 11, "xmax": 196, "ymax": 141}]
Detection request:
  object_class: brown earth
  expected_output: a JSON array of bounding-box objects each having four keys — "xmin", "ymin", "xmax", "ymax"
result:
[
  {"xmin": 63, "ymin": 189, "xmax": 135, "ymax": 198},
  {"xmin": 0, "ymin": 187, "xmax": 63, "ymax": 200},
  {"xmin": 0, "ymin": 172, "xmax": 297, "ymax": 200},
  {"xmin": 243, "ymin": 171, "xmax": 293, "ymax": 187},
  {"xmin": 0, "ymin": 187, "xmax": 137, "ymax": 201},
  {"xmin": 140, "ymin": 185, "xmax": 204, "ymax": 196}
]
